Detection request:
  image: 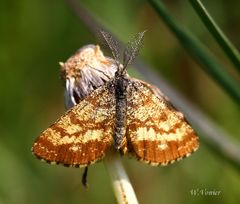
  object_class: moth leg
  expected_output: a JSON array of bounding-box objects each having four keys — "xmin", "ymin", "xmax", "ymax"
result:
[{"xmin": 81, "ymin": 166, "xmax": 89, "ymax": 188}]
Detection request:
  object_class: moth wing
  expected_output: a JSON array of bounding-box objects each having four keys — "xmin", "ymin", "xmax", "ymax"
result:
[
  {"xmin": 32, "ymin": 83, "xmax": 115, "ymax": 167},
  {"xmin": 122, "ymin": 79, "xmax": 199, "ymax": 166}
]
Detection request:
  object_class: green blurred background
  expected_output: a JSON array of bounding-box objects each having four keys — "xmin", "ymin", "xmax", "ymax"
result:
[{"xmin": 0, "ymin": 0, "xmax": 240, "ymax": 203}]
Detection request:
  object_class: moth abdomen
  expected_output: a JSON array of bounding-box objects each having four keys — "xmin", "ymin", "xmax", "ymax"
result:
[{"xmin": 114, "ymin": 77, "xmax": 128, "ymax": 149}]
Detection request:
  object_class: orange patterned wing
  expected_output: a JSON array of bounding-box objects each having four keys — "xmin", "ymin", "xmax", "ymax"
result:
[
  {"xmin": 123, "ymin": 79, "xmax": 199, "ymax": 166},
  {"xmin": 32, "ymin": 83, "xmax": 115, "ymax": 167}
]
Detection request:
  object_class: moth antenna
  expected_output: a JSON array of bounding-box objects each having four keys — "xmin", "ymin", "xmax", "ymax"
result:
[
  {"xmin": 99, "ymin": 30, "xmax": 121, "ymax": 70},
  {"xmin": 123, "ymin": 30, "xmax": 146, "ymax": 72}
]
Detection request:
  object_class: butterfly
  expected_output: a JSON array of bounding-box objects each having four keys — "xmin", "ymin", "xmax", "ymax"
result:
[{"xmin": 32, "ymin": 30, "xmax": 199, "ymax": 171}]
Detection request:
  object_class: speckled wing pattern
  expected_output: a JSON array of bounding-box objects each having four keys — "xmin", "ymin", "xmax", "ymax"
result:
[
  {"xmin": 32, "ymin": 78, "xmax": 199, "ymax": 167},
  {"xmin": 122, "ymin": 79, "xmax": 199, "ymax": 166},
  {"xmin": 32, "ymin": 83, "xmax": 115, "ymax": 167}
]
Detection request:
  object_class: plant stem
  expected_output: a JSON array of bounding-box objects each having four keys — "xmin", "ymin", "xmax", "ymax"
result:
[
  {"xmin": 148, "ymin": 0, "xmax": 240, "ymax": 104},
  {"xmin": 189, "ymin": 0, "xmax": 240, "ymax": 73},
  {"xmin": 105, "ymin": 150, "xmax": 139, "ymax": 204}
]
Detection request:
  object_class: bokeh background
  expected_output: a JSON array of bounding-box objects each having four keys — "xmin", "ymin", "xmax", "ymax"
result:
[{"xmin": 0, "ymin": 0, "xmax": 240, "ymax": 203}]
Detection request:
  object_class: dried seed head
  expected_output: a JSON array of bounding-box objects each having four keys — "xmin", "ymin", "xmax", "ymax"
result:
[{"xmin": 60, "ymin": 44, "xmax": 118, "ymax": 106}]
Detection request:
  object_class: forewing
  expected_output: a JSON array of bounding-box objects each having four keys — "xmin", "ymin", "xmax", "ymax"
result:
[
  {"xmin": 32, "ymin": 83, "xmax": 115, "ymax": 167},
  {"xmin": 123, "ymin": 79, "xmax": 199, "ymax": 166}
]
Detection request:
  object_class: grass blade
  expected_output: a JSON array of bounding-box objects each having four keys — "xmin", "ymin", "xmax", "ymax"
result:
[
  {"xmin": 148, "ymin": 0, "xmax": 240, "ymax": 104},
  {"xmin": 189, "ymin": 0, "xmax": 240, "ymax": 73}
]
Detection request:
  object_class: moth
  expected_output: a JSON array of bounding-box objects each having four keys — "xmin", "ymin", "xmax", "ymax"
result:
[{"xmin": 32, "ymin": 30, "xmax": 199, "ymax": 183}]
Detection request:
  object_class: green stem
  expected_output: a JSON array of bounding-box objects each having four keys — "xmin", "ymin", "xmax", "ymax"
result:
[
  {"xmin": 189, "ymin": 0, "xmax": 240, "ymax": 73},
  {"xmin": 148, "ymin": 0, "xmax": 240, "ymax": 104}
]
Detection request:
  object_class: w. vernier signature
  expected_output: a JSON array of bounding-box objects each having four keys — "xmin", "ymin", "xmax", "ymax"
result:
[{"xmin": 190, "ymin": 188, "xmax": 221, "ymax": 196}]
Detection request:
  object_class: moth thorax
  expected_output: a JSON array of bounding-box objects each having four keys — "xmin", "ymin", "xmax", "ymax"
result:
[{"xmin": 115, "ymin": 77, "xmax": 128, "ymax": 98}]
